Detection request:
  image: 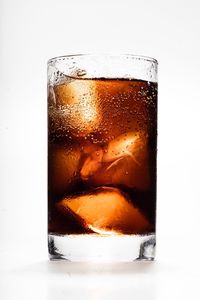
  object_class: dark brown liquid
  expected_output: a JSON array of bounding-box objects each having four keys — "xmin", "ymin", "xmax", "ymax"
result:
[{"xmin": 48, "ymin": 78, "xmax": 157, "ymax": 235}]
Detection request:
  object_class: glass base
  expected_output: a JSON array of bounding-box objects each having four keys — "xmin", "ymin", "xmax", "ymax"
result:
[{"xmin": 48, "ymin": 233, "xmax": 156, "ymax": 262}]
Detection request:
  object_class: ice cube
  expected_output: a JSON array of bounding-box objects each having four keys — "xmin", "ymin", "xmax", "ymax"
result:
[
  {"xmin": 103, "ymin": 131, "xmax": 144, "ymax": 162},
  {"xmin": 80, "ymin": 132, "xmax": 150, "ymax": 190},
  {"xmin": 48, "ymin": 144, "xmax": 81, "ymax": 197},
  {"xmin": 95, "ymin": 80, "xmax": 149, "ymax": 141},
  {"xmin": 52, "ymin": 80, "xmax": 100, "ymax": 137},
  {"xmin": 56, "ymin": 186, "xmax": 151, "ymax": 234},
  {"xmin": 54, "ymin": 78, "xmax": 98, "ymax": 107}
]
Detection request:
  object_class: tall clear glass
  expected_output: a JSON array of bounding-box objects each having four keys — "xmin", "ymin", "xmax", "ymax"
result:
[{"xmin": 48, "ymin": 54, "xmax": 158, "ymax": 261}]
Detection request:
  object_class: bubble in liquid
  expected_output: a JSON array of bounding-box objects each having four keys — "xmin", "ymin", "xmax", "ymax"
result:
[
  {"xmin": 49, "ymin": 79, "xmax": 101, "ymax": 139},
  {"xmin": 80, "ymin": 131, "xmax": 150, "ymax": 190},
  {"xmin": 76, "ymin": 69, "xmax": 87, "ymax": 77}
]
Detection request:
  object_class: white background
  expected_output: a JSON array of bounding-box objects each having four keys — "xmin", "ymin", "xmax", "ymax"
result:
[{"xmin": 1, "ymin": 0, "xmax": 200, "ymax": 299}]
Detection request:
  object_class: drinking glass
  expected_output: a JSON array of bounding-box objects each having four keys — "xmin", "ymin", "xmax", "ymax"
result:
[{"xmin": 48, "ymin": 54, "xmax": 158, "ymax": 261}]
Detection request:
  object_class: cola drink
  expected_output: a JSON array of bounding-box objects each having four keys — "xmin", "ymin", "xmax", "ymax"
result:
[{"xmin": 48, "ymin": 77, "xmax": 157, "ymax": 236}]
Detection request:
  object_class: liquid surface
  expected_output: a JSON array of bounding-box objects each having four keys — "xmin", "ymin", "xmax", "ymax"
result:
[{"xmin": 48, "ymin": 78, "xmax": 157, "ymax": 235}]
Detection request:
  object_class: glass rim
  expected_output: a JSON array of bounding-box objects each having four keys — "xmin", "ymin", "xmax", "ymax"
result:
[{"xmin": 47, "ymin": 53, "xmax": 158, "ymax": 65}]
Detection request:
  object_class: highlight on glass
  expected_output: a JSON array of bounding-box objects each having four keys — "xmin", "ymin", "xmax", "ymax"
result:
[{"xmin": 48, "ymin": 54, "xmax": 158, "ymax": 261}]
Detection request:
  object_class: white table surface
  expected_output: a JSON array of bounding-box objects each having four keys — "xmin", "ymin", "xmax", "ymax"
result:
[{"xmin": 1, "ymin": 220, "xmax": 199, "ymax": 300}]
